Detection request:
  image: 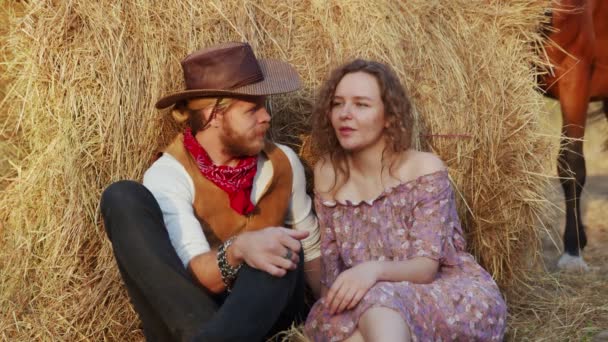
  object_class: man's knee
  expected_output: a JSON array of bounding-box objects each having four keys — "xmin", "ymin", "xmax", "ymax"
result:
[
  {"xmin": 101, "ymin": 180, "xmax": 146, "ymax": 209},
  {"xmin": 100, "ymin": 180, "xmax": 153, "ymax": 238}
]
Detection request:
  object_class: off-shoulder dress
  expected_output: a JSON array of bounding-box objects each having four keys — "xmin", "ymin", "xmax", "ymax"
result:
[{"xmin": 304, "ymin": 170, "xmax": 507, "ymax": 342}]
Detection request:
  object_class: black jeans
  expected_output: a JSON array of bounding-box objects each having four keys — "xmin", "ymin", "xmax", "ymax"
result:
[{"xmin": 100, "ymin": 180, "xmax": 307, "ymax": 342}]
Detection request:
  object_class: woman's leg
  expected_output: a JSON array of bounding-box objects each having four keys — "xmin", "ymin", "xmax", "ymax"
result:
[
  {"xmin": 342, "ymin": 329, "xmax": 365, "ymax": 342},
  {"xmin": 358, "ymin": 307, "xmax": 411, "ymax": 342}
]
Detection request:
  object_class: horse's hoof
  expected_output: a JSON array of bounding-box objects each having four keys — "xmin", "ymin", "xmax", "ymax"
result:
[{"xmin": 557, "ymin": 253, "xmax": 590, "ymax": 272}]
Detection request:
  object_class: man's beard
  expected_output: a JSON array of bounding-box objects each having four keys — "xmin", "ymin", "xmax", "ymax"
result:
[{"xmin": 220, "ymin": 121, "xmax": 268, "ymax": 157}]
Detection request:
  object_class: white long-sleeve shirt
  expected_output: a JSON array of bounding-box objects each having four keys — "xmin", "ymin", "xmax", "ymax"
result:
[{"xmin": 143, "ymin": 143, "xmax": 321, "ymax": 267}]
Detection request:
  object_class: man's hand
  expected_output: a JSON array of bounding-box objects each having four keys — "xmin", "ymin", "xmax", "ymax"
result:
[
  {"xmin": 229, "ymin": 227, "xmax": 309, "ymax": 277},
  {"xmin": 325, "ymin": 261, "xmax": 379, "ymax": 315}
]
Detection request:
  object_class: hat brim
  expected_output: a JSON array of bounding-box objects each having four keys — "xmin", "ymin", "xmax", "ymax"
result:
[{"xmin": 155, "ymin": 59, "xmax": 301, "ymax": 109}]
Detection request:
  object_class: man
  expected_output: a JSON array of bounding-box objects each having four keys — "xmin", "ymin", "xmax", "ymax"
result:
[{"xmin": 100, "ymin": 42, "xmax": 321, "ymax": 342}]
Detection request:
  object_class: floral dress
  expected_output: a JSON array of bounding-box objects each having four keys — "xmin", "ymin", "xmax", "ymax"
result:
[{"xmin": 304, "ymin": 170, "xmax": 507, "ymax": 342}]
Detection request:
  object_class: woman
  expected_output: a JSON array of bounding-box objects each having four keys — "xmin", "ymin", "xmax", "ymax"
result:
[{"xmin": 304, "ymin": 60, "xmax": 507, "ymax": 342}]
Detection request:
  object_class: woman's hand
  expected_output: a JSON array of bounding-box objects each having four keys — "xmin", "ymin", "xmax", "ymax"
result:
[{"xmin": 325, "ymin": 261, "xmax": 379, "ymax": 315}]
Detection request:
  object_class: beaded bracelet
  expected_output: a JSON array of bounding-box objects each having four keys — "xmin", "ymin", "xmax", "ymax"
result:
[{"xmin": 217, "ymin": 236, "xmax": 242, "ymax": 291}]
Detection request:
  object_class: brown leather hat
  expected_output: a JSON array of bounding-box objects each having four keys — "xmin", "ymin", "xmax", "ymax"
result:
[{"xmin": 155, "ymin": 42, "xmax": 301, "ymax": 109}]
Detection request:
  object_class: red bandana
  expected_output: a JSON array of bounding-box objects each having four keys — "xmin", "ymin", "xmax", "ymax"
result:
[{"xmin": 183, "ymin": 128, "xmax": 258, "ymax": 215}]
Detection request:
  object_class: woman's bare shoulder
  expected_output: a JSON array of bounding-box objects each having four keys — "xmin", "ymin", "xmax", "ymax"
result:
[{"xmin": 396, "ymin": 150, "xmax": 447, "ymax": 181}]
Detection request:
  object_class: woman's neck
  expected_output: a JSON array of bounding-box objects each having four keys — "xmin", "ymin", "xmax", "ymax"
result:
[{"xmin": 345, "ymin": 138, "xmax": 389, "ymax": 179}]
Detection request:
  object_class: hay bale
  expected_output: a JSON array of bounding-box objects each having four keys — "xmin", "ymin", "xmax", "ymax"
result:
[
  {"xmin": 0, "ymin": 0, "xmax": 553, "ymax": 340},
  {"xmin": 0, "ymin": 2, "xmax": 27, "ymax": 192}
]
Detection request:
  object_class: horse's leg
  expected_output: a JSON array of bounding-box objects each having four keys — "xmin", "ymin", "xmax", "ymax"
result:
[
  {"xmin": 557, "ymin": 133, "xmax": 587, "ymax": 253},
  {"xmin": 603, "ymin": 99, "xmax": 608, "ymax": 151},
  {"xmin": 556, "ymin": 69, "xmax": 591, "ymax": 271}
]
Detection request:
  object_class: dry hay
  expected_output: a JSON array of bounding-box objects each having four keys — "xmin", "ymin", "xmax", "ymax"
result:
[
  {"xmin": 0, "ymin": 2, "xmax": 28, "ymax": 192},
  {"xmin": 507, "ymin": 271, "xmax": 608, "ymax": 341},
  {"xmin": 0, "ymin": 0, "xmax": 569, "ymax": 340}
]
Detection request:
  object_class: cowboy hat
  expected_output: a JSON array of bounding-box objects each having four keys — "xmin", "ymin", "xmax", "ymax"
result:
[{"xmin": 155, "ymin": 42, "xmax": 301, "ymax": 109}]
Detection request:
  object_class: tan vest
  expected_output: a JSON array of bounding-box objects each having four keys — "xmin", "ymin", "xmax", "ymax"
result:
[{"xmin": 164, "ymin": 134, "xmax": 293, "ymax": 248}]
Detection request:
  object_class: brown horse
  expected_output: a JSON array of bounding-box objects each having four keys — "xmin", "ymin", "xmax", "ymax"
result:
[{"xmin": 540, "ymin": 0, "xmax": 608, "ymax": 271}]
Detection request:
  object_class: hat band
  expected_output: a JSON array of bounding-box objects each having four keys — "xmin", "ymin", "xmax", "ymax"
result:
[
  {"xmin": 227, "ymin": 72, "xmax": 264, "ymax": 90},
  {"xmin": 186, "ymin": 72, "xmax": 264, "ymax": 92}
]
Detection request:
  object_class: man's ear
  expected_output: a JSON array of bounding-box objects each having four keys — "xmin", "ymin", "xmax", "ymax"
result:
[{"xmin": 171, "ymin": 107, "xmax": 189, "ymax": 124}]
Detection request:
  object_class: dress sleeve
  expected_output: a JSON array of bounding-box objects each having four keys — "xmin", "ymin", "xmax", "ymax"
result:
[
  {"xmin": 314, "ymin": 197, "xmax": 344, "ymax": 287},
  {"xmin": 406, "ymin": 172, "xmax": 462, "ymax": 266}
]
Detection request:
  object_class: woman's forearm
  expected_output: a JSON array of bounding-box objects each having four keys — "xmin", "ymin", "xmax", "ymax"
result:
[{"xmin": 373, "ymin": 257, "xmax": 439, "ymax": 284}]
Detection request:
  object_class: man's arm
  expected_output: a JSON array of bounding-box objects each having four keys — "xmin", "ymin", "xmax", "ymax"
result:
[
  {"xmin": 188, "ymin": 249, "xmax": 224, "ymax": 293},
  {"xmin": 143, "ymin": 155, "xmax": 211, "ymax": 268},
  {"xmin": 188, "ymin": 228, "xmax": 310, "ymax": 294},
  {"xmin": 145, "ymin": 154, "xmax": 310, "ymax": 293},
  {"xmin": 277, "ymin": 144, "xmax": 322, "ymax": 298}
]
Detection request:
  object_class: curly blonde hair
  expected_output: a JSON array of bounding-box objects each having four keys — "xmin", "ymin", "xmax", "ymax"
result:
[{"xmin": 311, "ymin": 59, "xmax": 414, "ymax": 191}]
